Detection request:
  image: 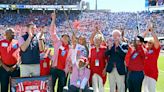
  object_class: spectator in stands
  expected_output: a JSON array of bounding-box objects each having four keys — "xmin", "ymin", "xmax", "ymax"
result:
[
  {"xmin": 89, "ymin": 33, "xmax": 108, "ymax": 92},
  {"xmin": 158, "ymin": 0, "xmax": 164, "ymax": 5},
  {"xmin": 149, "ymin": 0, "xmax": 158, "ymax": 6},
  {"xmin": 143, "ymin": 24, "xmax": 160, "ymax": 92},
  {"xmin": 68, "ymin": 57, "xmax": 90, "ymax": 92},
  {"xmin": 0, "ymin": 28, "xmax": 20, "ymax": 92},
  {"xmin": 0, "ymin": 33, "xmax": 4, "ymax": 40},
  {"xmin": 50, "ymin": 13, "xmax": 72, "ymax": 92},
  {"xmin": 105, "ymin": 30, "xmax": 128, "ymax": 92},
  {"xmin": 18, "ymin": 22, "xmax": 45, "ymax": 77},
  {"xmin": 127, "ymin": 35, "xmax": 146, "ymax": 92}
]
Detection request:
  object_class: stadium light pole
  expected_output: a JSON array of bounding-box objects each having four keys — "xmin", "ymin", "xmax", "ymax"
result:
[{"xmin": 96, "ymin": 0, "xmax": 98, "ymax": 10}]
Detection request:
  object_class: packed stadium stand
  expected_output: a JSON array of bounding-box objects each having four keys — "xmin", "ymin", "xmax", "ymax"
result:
[{"xmin": 0, "ymin": 10, "xmax": 164, "ymax": 42}]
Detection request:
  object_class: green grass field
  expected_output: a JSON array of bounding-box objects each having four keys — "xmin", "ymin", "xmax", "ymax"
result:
[
  {"xmin": 156, "ymin": 56, "xmax": 164, "ymax": 92},
  {"xmin": 104, "ymin": 56, "xmax": 164, "ymax": 92},
  {"xmin": 50, "ymin": 48, "xmax": 164, "ymax": 92}
]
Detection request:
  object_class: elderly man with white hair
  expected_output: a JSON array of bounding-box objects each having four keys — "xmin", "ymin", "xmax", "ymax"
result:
[{"xmin": 105, "ymin": 30, "xmax": 128, "ymax": 92}]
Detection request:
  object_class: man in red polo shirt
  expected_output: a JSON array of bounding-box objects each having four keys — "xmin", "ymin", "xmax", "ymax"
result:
[
  {"xmin": 89, "ymin": 33, "xmax": 108, "ymax": 92},
  {"xmin": 143, "ymin": 25, "xmax": 160, "ymax": 92},
  {"xmin": 0, "ymin": 28, "xmax": 20, "ymax": 92},
  {"xmin": 127, "ymin": 35, "xmax": 146, "ymax": 92}
]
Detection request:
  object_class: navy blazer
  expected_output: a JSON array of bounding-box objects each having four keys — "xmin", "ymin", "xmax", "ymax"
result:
[{"xmin": 105, "ymin": 42, "xmax": 128, "ymax": 75}]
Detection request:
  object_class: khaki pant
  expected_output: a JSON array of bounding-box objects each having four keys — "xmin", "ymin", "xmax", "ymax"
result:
[
  {"xmin": 143, "ymin": 76, "xmax": 156, "ymax": 92},
  {"xmin": 92, "ymin": 74, "xmax": 104, "ymax": 92},
  {"xmin": 108, "ymin": 68, "xmax": 125, "ymax": 92}
]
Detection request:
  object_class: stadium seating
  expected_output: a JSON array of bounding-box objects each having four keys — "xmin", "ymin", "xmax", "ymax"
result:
[{"xmin": 0, "ymin": 10, "xmax": 164, "ymax": 42}]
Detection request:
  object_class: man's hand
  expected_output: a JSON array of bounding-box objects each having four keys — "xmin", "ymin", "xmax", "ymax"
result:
[
  {"xmin": 51, "ymin": 12, "xmax": 56, "ymax": 20},
  {"xmin": 10, "ymin": 67, "xmax": 16, "ymax": 72},
  {"xmin": 28, "ymin": 30, "xmax": 34, "ymax": 39},
  {"xmin": 107, "ymin": 38, "xmax": 113, "ymax": 50},
  {"xmin": 39, "ymin": 27, "xmax": 45, "ymax": 39},
  {"xmin": 148, "ymin": 22, "xmax": 154, "ymax": 32}
]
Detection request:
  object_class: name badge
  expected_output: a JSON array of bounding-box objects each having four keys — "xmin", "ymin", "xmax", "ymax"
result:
[
  {"xmin": 61, "ymin": 50, "xmax": 66, "ymax": 56},
  {"xmin": 1, "ymin": 43, "xmax": 8, "ymax": 47},
  {"xmin": 95, "ymin": 59, "xmax": 99, "ymax": 66},
  {"xmin": 12, "ymin": 44, "xmax": 18, "ymax": 49},
  {"xmin": 132, "ymin": 53, "xmax": 138, "ymax": 59},
  {"xmin": 148, "ymin": 50, "xmax": 154, "ymax": 54},
  {"xmin": 43, "ymin": 61, "xmax": 47, "ymax": 68},
  {"xmin": 77, "ymin": 79, "xmax": 81, "ymax": 85},
  {"xmin": 77, "ymin": 46, "xmax": 81, "ymax": 50}
]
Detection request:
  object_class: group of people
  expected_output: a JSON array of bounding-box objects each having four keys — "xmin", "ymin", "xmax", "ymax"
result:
[{"xmin": 0, "ymin": 12, "xmax": 161, "ymax": 92}]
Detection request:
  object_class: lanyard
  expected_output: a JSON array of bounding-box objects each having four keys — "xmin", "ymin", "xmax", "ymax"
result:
[{"xmin": 96, "ymin": 48, "xmax": 100, "ymax": 59}]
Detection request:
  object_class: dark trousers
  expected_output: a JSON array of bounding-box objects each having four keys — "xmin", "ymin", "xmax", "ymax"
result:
[
  {"xmin": 128, "ymin": 71, "xmax": 144, "ymax": 92},
  {"xmin": 50, "ymin": 68, "xmax": 66, "ymax": 92},
  {"xmin": 68, "ymin": 85, "xmax": 90, "ymax": 92},
  {"xmin": 125, "ymin": 67, "xmax": 128, "ymax": 92},
  {"xmin": 0, "ymin": 66, "xmax": 20, "ymax": 92}
]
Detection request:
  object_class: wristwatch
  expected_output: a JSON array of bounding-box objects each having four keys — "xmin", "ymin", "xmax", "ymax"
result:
[{"xmin": 39, "ymin": 39, "xmax": 44, "ymax": 41}]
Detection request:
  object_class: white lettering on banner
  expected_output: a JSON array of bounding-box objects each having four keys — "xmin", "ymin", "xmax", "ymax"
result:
[
  {"xmin": 25, "ymin": 86, "xmax": 39, "ymax": 90},
  {"xmin": 23, "ymin": 5, "xmax": 78, "ymax": 9}
]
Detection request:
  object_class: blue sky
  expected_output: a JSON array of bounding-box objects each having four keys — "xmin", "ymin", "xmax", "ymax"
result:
[{"xmin": 86, "ymin": 0, "xmax": 147, "ymax": 12}]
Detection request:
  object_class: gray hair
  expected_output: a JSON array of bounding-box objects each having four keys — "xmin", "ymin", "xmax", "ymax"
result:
[{"xmin": 112, "ymin": 30, "xmax": 121, "ymax": 36}]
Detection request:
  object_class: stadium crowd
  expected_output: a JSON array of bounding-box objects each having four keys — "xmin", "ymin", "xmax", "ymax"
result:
[
  {"xmin": 0, "ymin": 10, "xmax": 164, "ymax": 41},
  {"xmin": 0, "ymin": 10, "xmax": 163, "ymax": 92}
]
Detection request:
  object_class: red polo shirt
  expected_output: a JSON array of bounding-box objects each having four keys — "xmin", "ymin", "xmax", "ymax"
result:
[
  {"xmin": 0, "ymin": 39, "xmax": 19, "ymax": 65},
  {"xmin": 128, "ymin": 45, "xmax": 146, "ymax": 71},
  {"xmin": 56, "ymin": 44, "xmax": 69, "ymax": 71},
  {"xmin": 89, "ymin": 46, "xmax": 108, "ymax": 84},
  {"xmin": 144, "ymin": 46, "xmax": 160, "ymax": 81}
]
